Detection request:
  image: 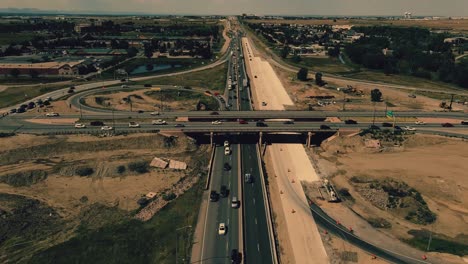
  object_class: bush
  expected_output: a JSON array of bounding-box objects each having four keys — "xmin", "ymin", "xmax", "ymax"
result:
[
  {"xmin": 80, "ymin": 196, "xmax": 89, "ymax": 203},
  {"xmin": 75, "ymin": 167, "xmax": 94, "ymax": 177},
  {"xmin": 128, "ymin": 161, "xmax": 149, "ymax": 174},
  {"xmin": 0, "ymin": 132, "xmax": 15, "ymax": 138},
  {"xmin": 117, "ymin": 165, "xmax": 126, "ymax": 174},
  {"xmin": 0, "ymin": 170, "xmax": 48, "ymax": 187},
  {"xmin": 367, "ymin": 217, "xmax": 392, "ymax": 228},
  {"xmin": 162, "ymin": 192, "xmax": 176, "ymax": 201}
]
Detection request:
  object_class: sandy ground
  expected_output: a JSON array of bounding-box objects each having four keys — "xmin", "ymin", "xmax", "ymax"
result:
[
  {"xmin": 308, "ymin": 134, "xmax": 468, "ymax": 263},
  {"xmin": 243, "ymin": 37, "xmax": 329, "ymax": 263},
  {"xmin": 25, "ymin": 118, "xmax": 79, "ymax": 125}
]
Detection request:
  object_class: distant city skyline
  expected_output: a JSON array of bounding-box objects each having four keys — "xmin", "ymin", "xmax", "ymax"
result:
[{"xmin": 1, "ymin": 0, "xmax": 467, "ymax": 17}]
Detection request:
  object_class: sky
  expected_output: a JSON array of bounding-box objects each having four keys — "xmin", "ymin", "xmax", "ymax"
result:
[{"xmin": 1, "ymin": 0, "xmax": 468, "ymax": 17}]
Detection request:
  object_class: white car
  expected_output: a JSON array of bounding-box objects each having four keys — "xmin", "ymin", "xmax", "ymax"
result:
[
  {"xmin": 212, "ymin": 120, "xmax": 222, "ymax": 125},
  {"xmin": 74, "ymin": 123, "xmax": 86, "ymax": 129},
  {"xmin": 218, "ymin": 223, "xmax": 226, "ymax": 235},
  {"xmin": 128, "ymin": 122, "xmax": 140, "ymax": 128},
  {"xmin": 152, "ymin": 119, "xmax": 167, "ymax": 125},
  {"xmin": 404, "ymin": 126, "xmax": 416, "ymax": 131},
  {"xmin": 150, "ymin": 111, "xmax": 160, "ymax": 116},
  {"xmin": 224, "ymin": 140, "xmax": 229, "ymax": 147},
  {"xmin": 224, "ymin": 147, "xmax": 230, "ymax": 156},
  {"xmin": 45, "ymin": 112, "xmax": 59, "ymax": 117},
  {"xmin": 415, "ymin": 121, "xmax": 426, "ymax": 125},
  {"xmin": 231, "ymin": 197, "xmax": 240, "ymax": 208},
  {"xmin": 101, "ymin": 126, "xmax": 113, "ymax": 131}
]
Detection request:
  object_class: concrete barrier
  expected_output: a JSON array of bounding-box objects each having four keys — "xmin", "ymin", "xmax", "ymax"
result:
[
  {"xmin": 255, "ymin": 144, "xmax": 279, "ymax": 264},
  {"xmin": 204, "ymin": 146, "xmax": 216, "ymax": 190}
]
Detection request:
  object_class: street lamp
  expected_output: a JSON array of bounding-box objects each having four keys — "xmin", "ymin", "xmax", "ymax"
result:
[{"xmin": 176, "ymin": 225, "xmax": 192, "ymax": 264}]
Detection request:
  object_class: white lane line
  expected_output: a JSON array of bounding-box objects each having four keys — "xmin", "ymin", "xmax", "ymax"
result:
[
  {"xmin": 257, "ymin": 243, "xmax": 260, "ymax": 252},
  {"xmin": 253, "ymin": 198, "xmax": 255, "ymax": 205},
  {"xmin": 255, "ymin": 218, "xmax": 257, "ymax": 225}
]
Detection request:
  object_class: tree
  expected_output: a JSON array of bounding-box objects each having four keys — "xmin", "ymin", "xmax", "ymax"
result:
[
  {"xmin": 371, "ymin": 89, "xmax": 383, "ymax": 102},
  {"xmin": 291, "ymin": 55, "xmax": 301, "ymax": 63},
  {"xmin": 280, "ymin": 45, "xmax": 289, "ymax": 58},
  {"xmin": 297, "ymin": 67, "xmax": 308, "ymax": 81},
  {"xmin": 29, "ymin": 69, "xmax": 39, "ymax": 78},
  {"xmin": 127, "ymin": 47, "xmax": 138, "ymax": 58},
  {"xmin": 327, "ymin": 45, "xmax": 340, "ymax": 57},
  {"xmin": 144, "ymin": 46, "xmax": 154, "ymax": 59},
  {"xmin": 315, "ymin": 72, "xmax": 324, "ymax": 86},
  {"xmin": 10, "ymin": 68, "xmax": 20, "ymax": 78}
]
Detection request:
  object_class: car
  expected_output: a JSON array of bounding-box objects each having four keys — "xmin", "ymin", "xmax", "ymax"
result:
[
  {"xmin": 231, "ymin": 197, "xmax": 240, "ymax": 208},
  {"xmin": 320, "ymin": 125, "xmax": 331, "ymax": 130},
  {"xmin": 144, "ymin": 84, "xmax": 152, "ymax": 87},
  {"xmin": 101, "ymin": 126, "xmax": 113, "ymax": 131},
  {"xmin": 394, "ymin": 126, "xmax": 402, "ymax": 130},
  {"xmin": 67, "ymin": 89, "xmax": 75, "ymax": 93},
  {"xmin": 137, "ymin": 110, "xmax": 144, "ymax": 113},
  {"xmin": 121, "ymin": 85, "xmax": 129, "ymax": 88},
  {"xmin": 403, "ymin": 126, "xmax": 416, "ymax": 131},
  {"xmin": 210, "ymin": 111, "xmax": 219, "ymax": 115},
  {"xmin": 16, "ymin": 108, "xmax": 25, "ymax": 113},
  {"xmin": 256, "ymin": 121, "xmax": 267, "ymax": 127},
  {"xmin": 74, "ymin": 123, "xmax": 86, "ymax": 128},
  {"xmin": 120, "ymin": 78, "xmax": 126, "ymax": 82},
  {"xmin": 460, "ymin": 121, "xmax": 468, "ymax": 125},
  {"xmin": 238, "ymin": 119, "xmax": 248, "ymax": 124},
  {"xmin": 150, "ymin": 111, "xmax": 160, "ymax": 116},
  {"xmin": 244, "ymin": 173, "xmax": 253, "ymax": 183},
  {"xmin": 174, "ymin": 124, "xmax": 185, "ymax": 128},
  {"xmin": 218, "ymin": 223, "xmax": 227, "ymax": 235},
  {"xmin": 369, "ymin": 125, "xmax": 380, "ymax": 130},
  {"xmin": 408, "ymin": 94, "xmax": 417, "ymax": 98},
  {"xmin": 212, "ymin": 120, "xmax": 222, "ymax": 125},
  {"xmin": 224, "ymin": 147, "xmax": 231, "ymax": 155},
  {"xmin": 231, "ymin": 249, "xmax": 241, "ymax": 263},
  {"xmin": 128, "ymin": 122, "xmax": 140, "ymax": 128},
  {"xmin": 344, "ymin": 119, "xmax": 357, "ymax": 124},
  {"xmin": 152, "ymin": 119, "xmax": 167, "ymax": 125},
  {"xmin": 90, "ymin": 121, "xmax": 104, "ymax": 126},
  {"xmin": 224, "ymin": 140, "xmax": 230, "ymax": 147},
  {"xmin": 382, "ymin": 122, "xmax": 393, "ymax": 127},
  {"xmin": 45, "ymin": 112, "xmax": 59, "ymax": 117},
  {"xmin": 415, "ymin": 121, "xmax": 426, "ymax": 125},
  {"xmin": 442, "ymin": 123, "xmax": 454, "ymax": 127},
  {"xmin": 210, "ymin": 191, "xmax": 219, "ymax": 202},
  {"xmin": 223, "ymin": 163, "xmax": 231, "ymax": 171},
  {"xmin": 220, "ymin": 185, "xmax": 229, "ymax": 197},
  {"xmin": 10, "ymin": 108, "xmax": 17, "ymax": 113},
  {"xmin": 283, "ymin": 120, "xmax": 294, "ymax": 125}
]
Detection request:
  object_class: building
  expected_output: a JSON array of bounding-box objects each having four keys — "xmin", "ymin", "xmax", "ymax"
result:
[{"xmin": 0, "ymin": 61, "xmax": 84, "ymax": 77}]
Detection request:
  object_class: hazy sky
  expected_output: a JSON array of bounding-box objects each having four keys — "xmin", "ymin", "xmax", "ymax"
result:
[{"xmin": 1, "ymin": 0, "xmax": 467, "ymax": 16}]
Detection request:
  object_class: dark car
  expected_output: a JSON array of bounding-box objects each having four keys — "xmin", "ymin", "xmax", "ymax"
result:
[
  {"xmin": 382, "ymin": 122, "xmax": 393, "ymax": 127},
  {"xmin": 16, "ymin": 108, "xmax": 25, "ymax": 113},
  {"xmin": 231, "ymin": 249, "xmax": 241, "ymax": 264},
  {"xmin": 283, "ymin": 120, "xmax": 294, "ymax": 124},
  {"xmin": 223, "ymin": 163, "xmax": 231, "ymax": 171},
  {"xmin": 239, "ymin": 119, "xmax": 248, "ymax": 124},
  {"xmin": 90, "ymin": 121, "xmax": 105, "ymax": 126},
  {"xmin": 220, "ymin": 185, "xmax": 229, "ymax": 198},
  {"xmin": 461, "ymin": 121, "xmax": 468, "ymax": 125},
  {"xmin": 174, "ymin": 124, "xmax": 185, "ymax": 128},
  {"xmin": 320, "ymin": 125, "xmax": 331, "ymax": 130},
  {"xmin": 442, "ymin": 123, "xmax": 454, "ymax": 127},
  {"xmin": 209, "ymin": 191, "xmax": 219, "ymax": 202},
  {"xmin": 137, "ymin": 110, "xmax": 144, "ymax": 113},
  {"xmin": 344, "ymin": 119, "xmax": 357, "ymax": 124},
  {"xmin": 144, "ymin": 84, "xmax": 152, "ymax": 87},
  {"xmin": 120, "ymin": 78, "xmax": 126, "ymax": 82},
  {"xmin": 256, "ymin": 121, "xmax": 267, "ymax": 127},
  {"xmin": 394, "ymin": 126, "xmax": 402, "ymax": 130},
  {"xmin": 10, "ymin": 108, "xmax": 17, "ymax": 113},
  {"xmin": 210, "ymin": 111, "xmax": 219, "ymax": 115},
  {"xmin": 369, "ymin": 125, "xmax": 380, "ymax": 130}
]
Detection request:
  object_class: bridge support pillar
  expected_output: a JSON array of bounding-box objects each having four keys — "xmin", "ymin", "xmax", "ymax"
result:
[
  {"xmin": 259, "ymin": 131, "xmax": 263, "ymax": 147},
  {"xmin": 210, "ymin": 132, "xmax": 214, "ymax": 147},
  {"xmin": 307, "ymin": 132, "xmax": 314, "ymax": 148}
]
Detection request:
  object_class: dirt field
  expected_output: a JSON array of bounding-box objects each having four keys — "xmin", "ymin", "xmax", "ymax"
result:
[
  {"xmin": 308, "ymin": 133, "xmax": 468, "ymax": 262},
  {"xmin": 0, "ymin": 133, "xmax": 208, "ymax": 215},
  {"xmin": 271, "ymin": 64, "xmax": 467, "ymax": 112},
  {"xmin": 246, "ymin": 18, "xmax": 468, "ymax": 33}
]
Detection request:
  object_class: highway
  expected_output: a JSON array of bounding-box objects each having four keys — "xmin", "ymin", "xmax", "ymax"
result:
[{"xmin": 199, "ymin": 35, "xmax": 242, "ymax": 264}]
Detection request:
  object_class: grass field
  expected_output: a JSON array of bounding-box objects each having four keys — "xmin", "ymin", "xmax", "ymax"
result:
[
  {"xmin": 0, "ymin": 32, "xmax": 46, "ymax": 45},
  {"xmin": 29, "ymin": 178, "xmax": 205, "ymax": 264},
  {"xmin": 0, "ymin": 84, "xmax": 71, "ymax": 109},
  {"xmin": 137, "ymin": 62, "xmax": 228, "ymax": 91},
  {"xmin": 286, "ymin": 56, "xmax": 357, "ymax": 74}
]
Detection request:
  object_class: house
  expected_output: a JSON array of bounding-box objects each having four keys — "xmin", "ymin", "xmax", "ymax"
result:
[{"xmin": 0, "ymin": 61, "xmax": 84, "ymax": 77}]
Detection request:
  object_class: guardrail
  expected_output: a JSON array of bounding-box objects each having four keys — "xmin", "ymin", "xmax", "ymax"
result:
[
  {"xmin": 255, "ymin": 144, "xmax": 279, "ymax": 264},
  {"xmin": 204, "ymin": 146, "xmax": 217, "ymax": 190}
]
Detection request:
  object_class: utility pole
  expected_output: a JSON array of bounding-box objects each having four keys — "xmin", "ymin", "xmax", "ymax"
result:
[
  {"xmin": 79, "ymin": 103, "xmax": 83, "ymax": 119},
  {"xmin": 449, "ymin": 94, "xmax": 454, "ymax": 112}
]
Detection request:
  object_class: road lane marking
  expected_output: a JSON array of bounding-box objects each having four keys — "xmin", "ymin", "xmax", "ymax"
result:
[
  {"xmin": 257, "ymin": 243, "xmax": 260, "ymax": 252},
  {"xmin": 253, "ymin": 198, "xmax": 255, "ymax": 205},
  {"xmin": 255, "ymin": 218, "xmax": 257, "ymax": 225}
]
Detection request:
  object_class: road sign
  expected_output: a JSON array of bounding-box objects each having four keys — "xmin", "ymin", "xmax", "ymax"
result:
[{"xmin": 386, "ymin": 110, "xmax": 394, "ymax": 119}]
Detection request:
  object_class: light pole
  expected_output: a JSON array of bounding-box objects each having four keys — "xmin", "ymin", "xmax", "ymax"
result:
[{"xmin": 176, "ymin": 225, "xmax": 192, "ymax": 264}]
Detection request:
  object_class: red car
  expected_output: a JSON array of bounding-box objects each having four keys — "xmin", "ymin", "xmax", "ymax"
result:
[
  {"xmin": 441, "ymin": 123, "xmax": 454, "ymax": 127},
  {"xmin": 238, "ymin": 119, "xmax": 248, "ymax": 124}
]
